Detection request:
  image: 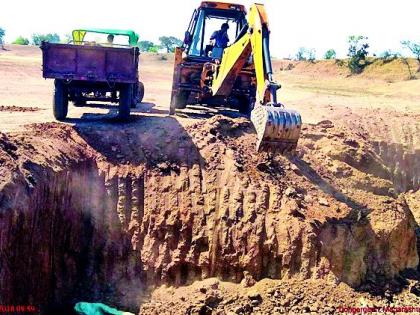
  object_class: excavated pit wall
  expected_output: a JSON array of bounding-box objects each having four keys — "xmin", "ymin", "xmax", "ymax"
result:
[
  {"xmin": 0, "ymin": 117, "xmax": 418, "ymax": 312},
  {"xmin": 371, "ymin": 141, "xmax": 419, "ymax": 193},
  {"xmin": 0, "ymin": 161, "xmax": 143, "ymax": 311}
]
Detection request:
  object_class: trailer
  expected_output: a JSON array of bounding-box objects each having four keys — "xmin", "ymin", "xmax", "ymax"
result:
[{"xmin": 41, "ymin": 28, "xmax": 144, "ymax": 120}]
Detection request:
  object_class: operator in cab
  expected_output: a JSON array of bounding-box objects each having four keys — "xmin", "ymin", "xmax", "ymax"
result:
[
  {"xmin": 205, "ymin": 22, "xmax": 230, "ymax": 58},
  {"xmin": 210, "ymin": 22, "xmax": 230, "ymax": 48}
]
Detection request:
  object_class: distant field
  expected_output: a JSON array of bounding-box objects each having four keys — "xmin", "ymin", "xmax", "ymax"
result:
[{"xmin": 0, "ymin": 44, "xmax": 419, "ymax": 131}]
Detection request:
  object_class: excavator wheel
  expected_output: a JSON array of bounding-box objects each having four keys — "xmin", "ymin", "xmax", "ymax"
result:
[
  {"xmin": 250, "ymin": 105, "xmax": 302, "ymax": 154},
  {"xmin": 169, "ymin": 91, "xmax": 189, "ymax": 115},
  {"xmin": 238, "ymin": 96, "xmax": 254, "ymax": 117}
]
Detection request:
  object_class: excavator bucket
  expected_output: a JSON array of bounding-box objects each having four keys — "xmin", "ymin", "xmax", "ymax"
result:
[{"xmin": 250, "ymin": 105, "xmax": 302, "ymax": 154}]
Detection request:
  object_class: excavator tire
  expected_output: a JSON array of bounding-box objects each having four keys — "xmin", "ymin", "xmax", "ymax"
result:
[
  {"xmin": 238, "ymin": 96, "xmax": 254, "ymax": 117},
  {"xmin": 169, "ymin": 91, "xmax": 188, "ymax": 115}
]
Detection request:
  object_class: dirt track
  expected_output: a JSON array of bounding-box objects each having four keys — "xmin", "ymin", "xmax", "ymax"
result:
[{"xmin": 0, "ymin": 44, "xmax": 419, "ymax": 314}]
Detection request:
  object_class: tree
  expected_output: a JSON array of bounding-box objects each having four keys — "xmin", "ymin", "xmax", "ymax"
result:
[
  {"xmin": 159, "ymin": 36, "xmax": 182, "ymax": 53},
  {"xmin": 12, "ymin": 36, "xmax": 29, "ymax": 45},
  {"xmin": 401, "ymin": 40, "xmax": 420, "ymax": 61},
  {"xmin": 347, "ymin": 35, "xmax": 369, "ymax": 74},
  {"xmin": 0, "ymin": 27, "xmax": 5, "ymax": 49},
  {"xmin": 379, "ymin": 50, "xmax": 399, "ymax": 63},
  {"xmin": 138, "ymin": 40, "xmax": 155, "ymax": 52},
  {"xmin": 295, "ymin": 47, "xmax": 316, "ymax": 61},
  {"xmin": 295, "ymin": 47, "xmax": 306, "ymax": 61},
  {"xmin": 32, "ymin": 33, "xmax": 60, "ymax": 45},
  {"xmin": 307, "ymin": 48, "xmax": 316, "ymax": 62},
  {"xmin": 62, "ymin": 33, "xmax": 72, "ymax": 43},
  {"xmin": 401, "ymin": 40, "xmax": 420, "ymax": 72},
  {"xmin": 324, "ymin": 49, "xmax": 336, "ymax": 60}
]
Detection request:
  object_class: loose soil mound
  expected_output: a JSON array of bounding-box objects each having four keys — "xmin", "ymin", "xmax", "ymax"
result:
[{"xmin": 141, "ymin": 277, "xmax": 420, "ymax": 314}]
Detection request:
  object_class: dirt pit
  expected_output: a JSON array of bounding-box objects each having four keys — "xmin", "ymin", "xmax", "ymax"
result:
[{"xmin": 0, "ymin": 114, "xmax": 419, "ymax": 314}]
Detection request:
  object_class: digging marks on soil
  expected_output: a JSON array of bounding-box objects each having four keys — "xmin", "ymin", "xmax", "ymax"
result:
[{"xmin": 0, "ymin": 113, "xmax": 419, "ymax": 312}]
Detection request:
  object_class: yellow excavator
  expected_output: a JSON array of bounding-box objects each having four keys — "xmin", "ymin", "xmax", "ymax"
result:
[{"xmin": 169, "ymin": 1, "xmax": 302, "ymax": 154}]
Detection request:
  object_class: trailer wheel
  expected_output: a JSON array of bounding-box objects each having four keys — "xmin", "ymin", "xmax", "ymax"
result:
[
  {"xmin": 238, "ymin": 96, "xmax": 254, "ymax": 117},
  {"xmin": 169, "ymin": 91, "xmax": 188, "ymax": 115},
  {"xmin": 119, "ymin": 83, "xmax": 132, "ymax": 121},
  {"xmin": 53, "ymin": 79, "xmax": 68, "ymax": 120},
  {"xmin": 131, "ymin": 81, "xmax": 145, "ymax": 108},
  {"xmin": 138, "ymin": 81, "xmax": 145, "ymax": 104}
]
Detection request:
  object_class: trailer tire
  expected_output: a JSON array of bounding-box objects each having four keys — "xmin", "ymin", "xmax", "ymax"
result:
[
  {"xmin": 169, "ymin": 91, "xmax": 188, "ymax": 115},
  {"xmin": 119, "ymin": 83, "xmax": 132, "ymax": 121},
  {"xmin": 131, "ymin": 81, "xmax": 145, "ymax": 108},
  {"xmin": 238, "ymin": 96, "xmax": 254, "ymax": 117},
  {"xmin": 53, "ymin": 79, "xmax": 68, "ymax": 121},
  {"xmin": 138, "ymin": 81, "xmax": 145, "ymax": 104}
]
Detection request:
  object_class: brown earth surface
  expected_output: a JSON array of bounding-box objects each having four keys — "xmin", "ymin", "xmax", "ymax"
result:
[{"xmin": 0, "ymin": 44, "xmax": 419, "ymax": 314}]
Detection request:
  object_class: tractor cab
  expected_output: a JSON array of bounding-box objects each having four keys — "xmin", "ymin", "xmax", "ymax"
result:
[
  {"xmin": 183, "ymin": 1, "xmax": 247, "ymax": 60},
  {"xmin": 71, "ymin": 28, "xmax": 139, "ymax": 47}
]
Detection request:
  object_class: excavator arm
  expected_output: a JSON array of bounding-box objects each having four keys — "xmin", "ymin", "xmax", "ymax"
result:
[{"xmin": 211, "ymin": 4, "xmax": 302, "ymax": 154}]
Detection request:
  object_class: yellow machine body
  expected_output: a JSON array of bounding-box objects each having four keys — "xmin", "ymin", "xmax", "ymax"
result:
[{"xmin": 170, "ymin": 1, "xmax": 302, "ymax": 154}]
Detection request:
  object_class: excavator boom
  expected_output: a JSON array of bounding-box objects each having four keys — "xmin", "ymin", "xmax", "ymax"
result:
[{"xmin": 211, "ymin": 4, "xmax": 302, "ymax": 154}]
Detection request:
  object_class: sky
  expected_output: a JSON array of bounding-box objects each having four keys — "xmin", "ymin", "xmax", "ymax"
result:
[{"xmin": 1, "ymin": 0, "xmax": 419, "ymax": 58}]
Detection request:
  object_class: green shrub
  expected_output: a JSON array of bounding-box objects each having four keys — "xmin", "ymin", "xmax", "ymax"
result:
[
  {"xmin": 324, "ymin": 49, "xmax": 336, "ymax": 60},
  {"xmin": 148, "ymin": 45, "xmax": 160, "ymax": 53},
  {"xmin": 12, "ymin": 36, "xmax": 29, "ymax": 45}
]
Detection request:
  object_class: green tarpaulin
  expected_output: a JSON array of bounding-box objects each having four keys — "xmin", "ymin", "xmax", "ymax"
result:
[{"xmin": 74, "ymin": 302, "xmax": 134, "ymax": 315}]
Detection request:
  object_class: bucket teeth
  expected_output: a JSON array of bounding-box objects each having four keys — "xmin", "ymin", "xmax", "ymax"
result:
[{"xmin": 250, "ymin": 105, "xmax": 302, "ymax": 154}]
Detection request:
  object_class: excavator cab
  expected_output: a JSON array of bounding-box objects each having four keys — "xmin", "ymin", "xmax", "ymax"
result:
[
  {"xmin": 170, "ymin": 1, "xmax": 302, "ymax": 154},
  {"xmin": 183, "ymin": 3, "xmax": 246, "ymax": 59},
  {"xmin": 170, "ymin": 2, "xmax": 253, "ymax": 114}
]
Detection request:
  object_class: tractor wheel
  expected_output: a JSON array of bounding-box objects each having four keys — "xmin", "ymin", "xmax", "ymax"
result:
[
  {"xmin": 53, "ymin": 79, "xmax": 68, "ymax": 121},
  {"xmin": 119, "ymin": 83, "xmax": 132, "ymax": 121},
  {"xmin": 169, "ymin": 91, "xmax": 188, "ymax": 115},
  {"xmin": 238, "ymin": 96, "xmax": 254, "ymax": 117}
]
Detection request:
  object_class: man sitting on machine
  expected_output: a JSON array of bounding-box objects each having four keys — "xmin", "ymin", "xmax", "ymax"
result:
[{"xmin": 205, "ymin": 22, "xmax": 230, "ymax": 59}]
